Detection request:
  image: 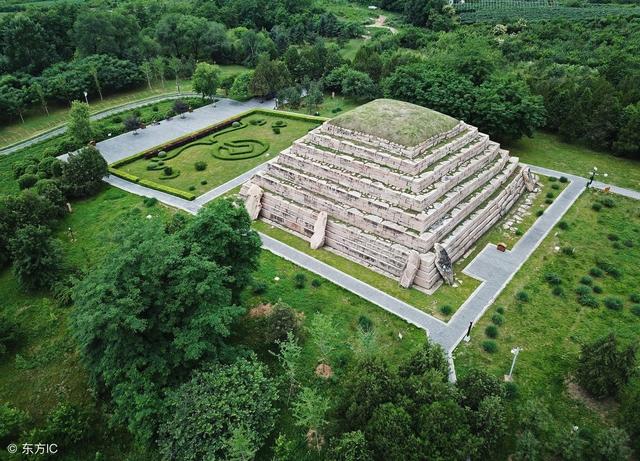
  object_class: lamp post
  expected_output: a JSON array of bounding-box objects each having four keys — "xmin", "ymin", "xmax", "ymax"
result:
[
  {"xmin": 586, "ymin": 167, "xmax": 608, "ymax": 189},
  {"xmin": 505, "ymin": 347, "xmax": 522, "ymax": 382},
  {"xmin": 83, "ymin": 90, "xmax": 89, "ymax": 105}
]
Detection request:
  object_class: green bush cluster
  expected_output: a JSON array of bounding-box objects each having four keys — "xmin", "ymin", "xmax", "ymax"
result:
[
  {"xmin": 439, "ymin": 304, "xmax": 453, "ymax": 316},
  {"xmin": 293, "ymin": 272, "xmax": 306, "ymax": 289},
  {"xmin": 604, "ymin": 297, "xmax": 623, "ymax": 311},
  {"xmin": 516, "ymin": 291, "xmax": 530, "ymax": 303},
  {"xmin": 491, "ymin": 313, "xmax": 505, "ymax": 325},
  {"xmin": 194, "ymin": 161, "xmax": 207, "ymax": 171},
  {"xmin": 579, "ymin": 276, "xmax": 593, "ymax": 286},
  {"xmin": 482, "ymin": 340, "xmax": 497, "ymax": 353},
  {"xmin": 590, "ymin": 267, "xmax": 604, "ymax": 277},
  {"xmin": 592, "ymin": 202, "xmax": 602, "ymax": 211},
  {"xmin": 485, "ymin": 325, "xmax": 498, "ymax": 338},
  {"xmin": 596, "ymin": 260, "xmax": 622, "ymax": 279},
  {"xmin": 557, "ymin": 221, "xmax": 569, "ymax": 230}
]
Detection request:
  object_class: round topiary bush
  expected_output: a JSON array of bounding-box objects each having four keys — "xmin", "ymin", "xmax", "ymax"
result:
[
  {"xmin": 496, "ymin": 306, "xmax": 505, "ymax": 315},
  {"xmin": 271, "ymin": 120, "xmax": 287, "ymax": 128},
  {"xmin": 195, "ymin": 161, "xmax": 207, "ymax": 171},
  {"xmin": 516, "ymin": 291, "xmax": 530, "ymax": 303},
  {"xmin": 485, "ymin": 325, "xmax": 498, "ymax": 338},
  {"xmin": 188, "ymin": 185, "xmax": 196, "ymax": 191},
  {"xmin": 552, "ymin": 286, "xmax": 564, "ymax": 296},
  {"xmin": 232, "ymin": 121, "xmax": 241, "ymax": 127},
  {"xmin": 580, "ymin": 276, "xmax": 593, "ymax": 286},
  {"xmin": 551, "ymin": 184, "xmax": 560, "ymax": 190},
  {"xmin": 592, "ymin": 203, "xmax": 602, "ymax": 212},
  {"xmin": 163, "ymin": 166, "xmax": 173, "ymax": 176},
  {"xmin": 200, "ymin": 180, "xmax": 208, "ymax": 185},
  {"xmin": 439, "ymin": 305, "xmax": 453, "ymax": 316},
  {"xmin": 589, "ymin": 267, "xmax": 604, "ymax": 277},
  {"xmin": 482, "ymin": 340, "xmax": 498, "ymax": 353},
  {"xmin": 557, "ymin": 221, "xmax": 569, "ymax": 230},
  {"xmin": 604, "ymin": 297, "xmax": 623, "ymax": 311},
  {"xmin": 491, "ymin": 313, "xmax": 505, "ymax": 325},
  {"xmin": 272, "ymin": 127, "xmax": 281, "ymax": 134},
  {"xmin": 544, "ymin": 273, "xmax": 562, "ymax": 285},
  {"xmin": 548, "ymin": 177, "xmax": 557, "ymax": 182},
  {"xmin": 311, "ymin": 278, "xmax": 322, "ymax": 288},
  {"xmin": 631, "ymin": 304, "xmax": 640, "ymax": 317},
  {"xmin": 578, "ymin": 294, "xmax": 599, "ymax": 308},
  {"xmin": 545, "ymin": 198, "xmax": 553, "ymax": 205},
  {"xmin": 559, "ymin": 176, "xmax": 568, "ymax": 183},
  {"xmin": 515, "ymin": 229, "xmax": 523, "ymax": 236},
  {"xmin": 158, "ymin": 151, "xmax": 167, "ymax": 158},
  {"xmin": 592, "ymin": 285, "xmax": 603, "ymax": 294},
  {"xmin": 546, "ymin": 192, "xmax": 554, "ymax": 199}
]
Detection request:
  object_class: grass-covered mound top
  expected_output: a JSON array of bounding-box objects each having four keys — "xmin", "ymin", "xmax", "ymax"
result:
[{"xmin": 329, "ymin": 99, "xmax": 458, "ymax": 147}]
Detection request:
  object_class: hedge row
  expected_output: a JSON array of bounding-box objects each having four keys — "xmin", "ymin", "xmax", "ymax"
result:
[{"xmin": 108, "ymin": 168, "xmax": 196, "ymax": 201}]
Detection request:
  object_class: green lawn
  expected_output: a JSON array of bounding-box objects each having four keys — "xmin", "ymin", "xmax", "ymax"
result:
[
  {"xmin": 508, "ymin": 131, "xmax": 640, "ymax": 191},
  {"xmin": 116, "ymin": 111, "xmax": 321, "ymax": 197},
  {"xmin": 455, "ymin": 190, "xmax": 640, "ymax": 448},
  {"xmin": 0, "ymin": 186, "xmax": 426, "ymax": 460},
  {"xmin": 278, "ymin": 94, "xmax": 363, "ymax": 118},
  {"xmin": 339, "ymin": 38, "xmax": 366, "ymax": 61},
  {"xmin": 0, "ymin": 79, "xmax": 193, "ymax": 149}
]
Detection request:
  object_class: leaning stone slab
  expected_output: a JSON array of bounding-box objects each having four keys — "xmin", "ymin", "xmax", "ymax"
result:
[
  {"xmin": 521, "ymin": 166, "xmax": 536, "ymax": 192},
  {"xmin": 399, "ymin": 250, "xmax": 421, "ymax": 288},
  {"xmin": 244, "ymin": 184, "xmax": 264, "ymax": 220},
  {"xmin": 434, "ymin": 243, "xmax": 454, "ymax": 285},
  {"xmin": 310, "ymin": 211, "xmax": 328, "ymax": 249}
]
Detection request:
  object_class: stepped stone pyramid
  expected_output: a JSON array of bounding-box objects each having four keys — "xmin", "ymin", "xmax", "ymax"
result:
[{"xmin": 241, "ymin": 99, "xmax": 535, "ymax": 293}]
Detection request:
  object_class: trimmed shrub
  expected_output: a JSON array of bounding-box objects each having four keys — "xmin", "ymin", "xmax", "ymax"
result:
[
  {"xmin": 593, "ymin": 285, "xmax": 603, "ymax": 294},
  {"xmin": 157, "ymin": 151, "xmax": 167, "ymax": 158},
  {"xmin": 195, "ymin": 161, "xmax": 207, "ymax": 171},
  {"xmin": 592, "ymin": 203, "xmax": 602, "ymax": 211},
  {"xmin": 557, "ymin": 221, "xmax": 569, "ymax": 230},
  {"xmin": 491, "ymin": 313, "xmax": 505, "ymax": 326},
  {"xmin": 358, "ymin": 315, "xmax": 373, "ymax": 332},
  {"xmin": 163, "ymin": 166, "xmax": 173, "ymax": 176},
  {"xmin": 482, "ymin": 340, "xmax": 498, "ymax": 353},
  {"xmin": 545, "ymin": 198, "xmax": 553, "ymax": 204},
  {"xmin": 272, "ymin": 127, "xmax": 281, "ymax": 134},
  {"xmin": 232, "ymin": 121, "xmax": 241, "ymax": 127},
  {"xmin": 579, "ymin": 276, "xmax": 593, "ymax": 286},
  {"xmin": 311, "ymin": 278, "xmax": 322, "ymax": 288},
  {"xmin": 601, "ymin": 197, "xmax": 616, "ymax": 208},
  {"xmin": 252, "ymin": 282, "xmax": 267, "ymax": 295},
  {"xmin": 293, "ymin": 272, "xmax": 306, "ymax": 289},
  {"xmin": 630, "ymin": 293, "xmax": 640, "ymax": 303},
  {"xmin": 575, "ymin": 285, "xmax": 591, "ymax": 296},
  {"xmin": 188, "ymin": 185, "xmax": 196, "ymax": 191},
  {"xmin": 604, "ymin": 297, "xmax": 623, "ymax": 311},
  {"xmin": 200, "ymin": 180, "xmax": 208, "ymax": 185},
  {"xmin": 515, "ymin": 229, "xmax": 523, "ymax": 236},
  {"xmin": 548, "ymin": 176, "xmax": 557, "ymax": 182},
  {"xmin": 496, "ymin": 306, "xmax": 505, "ymax": 315},
  {"xmin": 536, "ymin": 210, "xmax": 544, "ymax": 217},
  {"xmin": 516, "ymin": 291, "xmax": 530, "ymax": 303},
  {"xmin": 544, "ymin": 273, "xmax": 561, "ymax": 285},
  {"xmin": 559, "ymin": 176, "xmax": 568, "ymax": 183},
  {"xmin": 551, "ymin": 184, "xmax": 560, "ymax": 190},
  {"xmin": 552, "ymin": 286, "xmax": 564, "ymax": 296},
  {"xmin": 485, "ymin": 325, "xmax": 498, "ymax": 338},
  {"xmin": 578, "ymin": 294, "xmax": 599, "ymax": 308},
  {"xmin": 17, "ymin": 173, "xmax": 38, "ymax": 190},
  {"xmin": 546, "ymin": 192, "xmax": 554, "ymax": 199},
  {"xmin": 440, "ymin": 305, "xmax": 453, "ymax": 316},
  {"xmin": 590, "ymin": 267, "xmax": 604, "ymax": 277},
  {"xmin": 631, "ymin": 305, "xmax": 640, "ymax": 316},
  {"xmin": 143, "ymin": 197, "xmax": 158, "ymax": 207}
]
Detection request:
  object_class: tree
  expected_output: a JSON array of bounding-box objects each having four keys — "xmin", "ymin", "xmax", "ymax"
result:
[
  {"xmin": 32, "ymin": 81, "xmax": 49, "ymax": 116},
  {"xmin": 353, "ymin": 46, "xmax": 383, "ymax": 82},
  {"xmin": 71, "ymin": 218, "xmax": 246, "ymax": 441},
  {"xmin": 230, "ymin": 71, "xmax": 254, "ymax": 100},
  {"xmin": 277, "ymin": 86, "xmax": 302, "ymax": 109},
  {"xmin": 399, "ymin": 339, "xmax": 449, "ymax": 380},
  {"xmin": 327, "ymin": 430, "xmax": 371, "ymax": 461},
  {"xmin": 139, "ymin": 61, "xmax": 153, "ymax": 90},
  {"xmin": 619, "ymin": 381, "xmax": 640, "ymax": 451},
  {"xmin": 340, "ymin": 69, "xmax": 378, "ymax": 100},
  {"xmin": 273, "ymin": 331, "xmax": 302, "ymax": 400},
  {"xmin": 67, "ymin": 100, "xmax": 92, "ymax": 145},
  {"xmin": 179, "ymin": 198, "xmax": 261, "ymax": 301},
  {"xmin": 292, "ymin": 387, "xmax": 330, "ymax": 451},
  {"xmin": 457, "ymin": 368, "xmax": 504, "ymax": 410},
  {"xmin": 172, "ymin": 99, "xmax": 189, "ymax": 117},
  {"xmin": 192, "ymin": 62, "xmax": 220, "ymax": 100},
  {"xmin": 152, "ymin": 57, "xmax": 166, "ymax": 88},
  {"xmin": 614, "ymin": 103, "xmax": 640, "ymax": 158},
  {"xmin": 220, "ymin": 75, "xmax": 235, "ymax": 96},
  {"xmin": 158, "ymin": 357, "xmax": 278, "ymax": 460},
  {"xmin": 61, "ymin": 146, "xmax": 107, "ymax": 198},
  {"xmin": 305, "ymin": 81, "xmax": 324, "ymax": 114},
  {"xmin": 365, "ymin": 403, "xmax": 414, "ymax": 460},
  {"xmin": 309, "ymin": 312, "xmax": 339, "ymax": 366},
  {"xmin": 9, "ymin": 225, "xmax": 63, "ymax": 291},
  {"xmin": 576, "ymin": 333, "xmax": 637, "ymax": 399},
  {"xmin": 249, "ymin": 55, "xmax": 291, "ymax": 100},
  {"xmin": 123, "ymin": 116, "xmax": 142, "ymax": 133},
  {"xmin": 168, "ymin": 56, "xmax": 182, "ymax": 93},
  {"xmin": 89, "ymin": 65, "xmax": 103, "ymax": 101}
]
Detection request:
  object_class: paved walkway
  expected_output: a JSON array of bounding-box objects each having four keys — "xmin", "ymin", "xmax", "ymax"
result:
[
  {"xmin": 0, "ymin": 92, "xmax": 200, "ymax": 156},
  {"xmin": 97, "ymin": 98, "xmax": 275, "ymax": 164}
]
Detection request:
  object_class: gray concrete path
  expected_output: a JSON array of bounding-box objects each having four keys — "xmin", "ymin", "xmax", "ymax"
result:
[
  {"xmin": 0, "ymin": 92, "xmax": 200, "ymax": 156},
  {"xmin": 97, "ymin": 98, "xmax": 275, "ymax": 164}
]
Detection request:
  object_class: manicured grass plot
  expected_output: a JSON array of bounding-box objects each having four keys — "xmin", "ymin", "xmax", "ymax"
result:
[{"xmin": 116, "ymin": 112, "xmax": 321, "ymax": 197}]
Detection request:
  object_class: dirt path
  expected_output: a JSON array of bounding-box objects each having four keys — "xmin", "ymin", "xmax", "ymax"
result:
[{"xmin": 365, "ymin": 15, "xmax": 398, "ymax": 35}]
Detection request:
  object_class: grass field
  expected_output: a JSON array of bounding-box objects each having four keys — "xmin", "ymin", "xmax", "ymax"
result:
[
  {"xmin": 508, "ymin": 131, "xmax": 640, "ymax": 191},
  {"xmin": 455, "ymin": 190, "xmax": 640, "ymax": 448},
  {"xmin": 278, "ymin": 94, "xmax": 362, "ymax": 118},
  {"xmin": 0, "ymin": 185, "xmax": 426, "ymax": 460},
  {"xmin": 116, "ymin": 111, "xmax": 321, "ymax": 197}
]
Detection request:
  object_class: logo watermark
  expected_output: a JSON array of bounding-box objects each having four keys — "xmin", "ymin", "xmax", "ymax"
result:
[{"xmin": 6, "ymin": 443, "xmax": 58, "ymax": 456}]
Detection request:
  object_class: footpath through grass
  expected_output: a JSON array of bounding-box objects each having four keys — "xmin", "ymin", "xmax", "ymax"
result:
[
  {"xmin": 508, "ymin": 131, "xmax": 640, "ymax": 191},
  {"xmin": 455, "ymin": 190, "xmax": 640, "ymax": 448}
]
